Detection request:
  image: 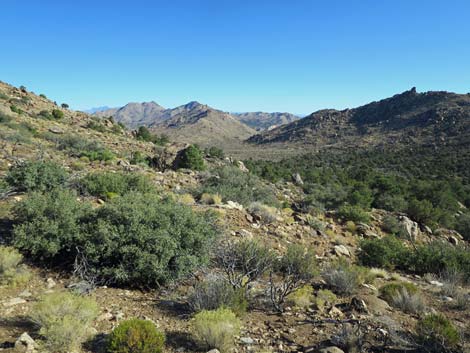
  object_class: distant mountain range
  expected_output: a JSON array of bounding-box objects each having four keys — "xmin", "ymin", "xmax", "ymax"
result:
[
  {"xmin": 233, "ymin": 112, "xmax": 300, "ymax": 130},
  {"xmin": 248, "ymin": 88, "xmax": 470, "ymax": 150}
]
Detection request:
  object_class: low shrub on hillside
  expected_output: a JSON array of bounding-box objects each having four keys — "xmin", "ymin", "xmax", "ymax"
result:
[
  {"xmin": 0, "ymin": 246, "xmax": 30, "ymax": 286},
  {"xmin": 322, "ymin": 260, "xmax": 367, "ymax": 296},
  {"xmin": 200, "ymin": 166, "xmax": 279, "ymax": 207},
  {"xmin": 199, "ymin": 193, "xmax": 222, "ymax": 205},
  {"xmin": 269, "ymin": 245, "xmax": 317, "ymax": 312},
  {"xmin": 247, "ymin": 202, "xmax": 278, "ymax": 223},
  {"xmin": 380, "ymin": 282, "xmax": 425, "ymax": 314},
  {"xmin": 107, "ymin": 319, "xmax": 165, "ymax": 353},
  {"xmin": 286, "ymin": 284, "xmax": 314, "ymax": 310},
  {"xmin": 79, "ymin": 172, "xmax": 154, "ymax": 199},
  {"xmin": 6, "ymin": 160, "xmax": 68, "ymax": 192},
  {"xmin": 135, "ymin": 127, "xmax": 169, "ymax": 145},
  {"xmin": 188, "ymin": 276, "xmax": 247, "ymax": 315},
  {"xmin": 204, "ymin": 146, "xmax": 225, "ymax": 159},
  {"xmin": 50, "ymin": 134, "xmax": 115, "ymax": 161},
  {"xmin": 179, "ymin": 145, "xmax": 205, "ymax": 171},
  {"xmin": 358, "ymin": 236, "xmax": 409, "ymax": 270},
  {"xmin": 338, "ymin": 204, "xmax": 370, "ymax": 223},
  {"xmin": 13, "ymin": 190, "xmax": 217, "ymax": 287},
  {"xmin": 455, "ymin": 213, "xmax": 470, "ymax": 241},
  {"xmin": 380, "ymin": 282, "xmax": 418, "ymax": 302},
  {"xmin": 31, "ymin": 292, "xmax": 99, "ymax": 353},
  {"xmin": 416, "ymin": 314, "xmax": 460, "ymax": 353},
  {"xmin": 192, "ymin": 308, "xmax": 241, "ymax": 353}
]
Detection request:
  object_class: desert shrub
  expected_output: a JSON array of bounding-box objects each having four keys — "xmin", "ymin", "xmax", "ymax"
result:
[
  {"xmin": 439, "ymin": 268, "xmax": 464, "ymax": 298},
  {"xmin": 10, "ymin": 105, "xmax": 23, "ymax": 114},
  {"xmin": 199, "ymin": 193, "xmax": 222, "ymax": 205},
  {"xmin": 129, "ymin": 151, "xmax": 149, "ymax": 166},
  {"xmin": 286, "ymin": 284, "xmax": 314, "ymax": 310},
  {"xmin": 389, "ymin": 288, "xmax": 426, "ymax": 314},
  {"xmin": 338, "ymin": 204, "xmax": 370, "ymax": 223},
  {"xmin": 381, "ymin": 215, "xmax": 406, "ymax": 237},
  {"xmin": 31, "ymin": 292, "xmax": 99, "ymax": 353},
  {"xmin": 188, "ymin": 276, "xmax": 247, "ymax": 315},
  {"xmin": 81, "ymin": 193, "xmax": 218, "ymax": 287},
  {"xmin": 179, "ymin": 145, "xmax": 205, "ymax": 171},
  {"xmin": 0, "ymin": 246, "xmax": 30, "ymax": 286},
  {"xmin": 358, "ymin": 236, "xmax": 409, "ymax": 270},
  {"xmin": 6, "ymin": 160, "xmax": 68, "ymax": 192},
  {"xmin": 247, "ymin": 202, "xmax": 278, "ymax": 223},
  {"xmin": 204, "ymin": 146, "xmax": 225, "ymax": 159},
  {"xmin": 455, "ymin": 213, "xmax": 470, "ymax": 241},
  {"xmin": 51, "ymin": 109, "xmax": 64, "ymax": 120},
  {"xmin": 332, "ymin": 324, "xmax": 366, "ymax": 353},
  {"xmin": 0, "ymin": 92, "xmax": 8, "ymax": 100},
  {"xmin": 12, "ymin": 188, "xmax": 90, "ymax": 263},
  {"xmin": 216, "ymin": 239, "xmax": 273, "ymax": 289},
  {"xmin": 61, "ymin": 103, "xmax": 69, "ymax": 109},
  {"xmin": 379, "ymin": 281, "xmax": 417, "ymax": 300},
  {"xmin": 314, "ymin": 289, "xmax": 337, "ymax": 312},
  {"xmin": 107, "ymin": 318, "xmax": 165, "ymax": 353},
  {"xmin": 345, "ymin": 220, "xmax": 356, "ymax": 233},
  {"xmin": 322, "ymin": 260, "xmax": 364, "ymax": 295},
  {"xmin": 86, "ymin": 120, "xmax": 106, "ymax": 132},
  {"xmin": 51, "ymin": 134, "xmax": 115, "ymax": 161},
  {"xmin": 416, "ymin": 314, "xmax": 460, "ymax": 353},
  {"xmin": 37, "ymin": 110, "xmax": 53, "ymax": 120},
  {"xmin": 39, "ymin": 93, "xmax": 47, "ymax": 98},
  {"xmin": 270, "ymin": 245, "xmax": 317, "ymax": 312},
  {"xmin": 192, "ymin": 308, "xmax": 241, "ymax": 353},
  {"xmin": 407, "ymin": 198, "xmax": 436, "ymax": 225},
  {"xmin": 79, "ymin": 172, "xmax": 154, "ymax": 199},
  {"xmin": 200, "ymin": 166, "xmax": 279, "ymax": 207},
  {"xmin": 306, "ymin": 215, "xmax": 325, "ymax": 230},
  {"xmin": 0, "ymin": 112, "xmax": 12, "ymax": 123},
  {"xmin": 374, "ymin": 193, "xmax": 408, "ymax": 212}
]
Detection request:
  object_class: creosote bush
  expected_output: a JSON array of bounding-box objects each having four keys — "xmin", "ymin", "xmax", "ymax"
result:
[
  {"xmin": 192, "ymin": 308, "xmax": 241, "ymax": 353},
  {"xmin": 270, "ymin": 245, "xmax": 317, "ymax": 312},
  {"xmin": 6, "ymin": 160, "xmax": 68, "ymax": 192},
  {"xmin": 31, "ymin": 292, "xmax": 99, "ymax": 353},
  {"xmin": 107, "ymin": 318, "xmax": 165, "ymax": 353},
  {"xmin": 0, "ymin": 246, "xmax": 30, "ymax": 286},
  {"xmin": 416, "ymin": 314, "xmax": 460, "ymax": 353}
]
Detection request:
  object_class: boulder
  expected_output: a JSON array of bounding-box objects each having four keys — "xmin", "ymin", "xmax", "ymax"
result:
[
  {"xmin": 150, "ymin": 143, "xmax": 190, "ymax": 171},
  {"xmin": 318, "ymin": 347, "xmax": 345, "ymax": 353},
  {"xmin": 292, "ymin": 173, "xmax": 304, "ymax": 186},
  {"xmin": 333, "ymin": 245, "xmax": 350, "ymax": 257},
  {"xmin": 397, "ymin": 215, "xmax": 420, "ymax": 241},
  {"xmin": 14, "ymin": 332, "xmax": 37, "ymax": 353},
  {"xmin": 237, "ymin": 160, "xmax": 249, "ymax": 172}
]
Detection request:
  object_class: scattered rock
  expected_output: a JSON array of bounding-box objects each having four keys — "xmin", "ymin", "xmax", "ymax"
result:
[
  {"xmin": 333, "ymin": 245, "xmax": 350, "ymax": 257},
  {"xmin": 240, "ymin": 337, "xmax": 255, "ymax": 345},
  {"xmin": 398, "ymin": 215, "xmax": 420, "ymax": 241},
  {"xmin": 358, "ymin": 295, "xmax": 391, "ymax": 315},
  {"xmin": 67, "ymin": 281, "xmax": 94, "ymax": 295},
  {"xmin": 15, "ymin": 332, "xmax": 37, "ymax": 353},
  {"xmin": 350, "ymin": 297, "xmax": 369, "ymax": 313},
  {"xmin": 224, "ymin": 201, "xmax": 244, "ymax": 210},
  {"xmin": 46, "ymin": 277, "xmax": 56, "ymax": 289},
  {"xmin": 235, "ymin": 229, "xmax": 253, "ymax": 239},
  {"xmin": 292, "ymin": 173, "xmax": 304, "ymax": 186},
  {"xmin": 206, "ymin": 350, "xmax": 220, "ymax": 353},
  {"xmin": 3, "ymin": 297, "xmax": 27, "ymax": 307},
  {"xmin": 318, "ymin": 346, "xmax": 345, "ymax": 353},
  {"xmin": 48, "ymin": 126, "xmax": 64, "ymax": 134},
  {"xmin": 237, "ymin": 160, "xmax": 249, "ymax": 172}
]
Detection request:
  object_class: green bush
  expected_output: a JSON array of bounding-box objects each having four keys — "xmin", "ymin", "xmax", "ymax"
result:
[
  {"xmin": 192, "ymin": 308, "xmax": 241, "ymax": 353},
  {"xmin": 107, "ymin": 319, "xmax": 165, "ymax": 353},
  {"xmin": 135, "ymin": 127, "xmax": 168, "ymax": 145},
  {"xmin": 270, "ymin": 245, "xmax": 317, "ymax": 311},
  {"xmin": 51, "ymin": 109, "xmax": 64, "ymax": 120},
  {"xmin": 51, "ymin": 134, "xmax": 115, "ymax": 161},
  {"xmin": 31, "ymin": 292, "xmax": 99, "ymax": 353},
  {"xmin": 82, "ymin": 193, "xmax": 218, "ymax": 286},
  {"xmin": 79, "ymin": 172, "xmax": 153, "ymax": 199},
  {"xmin": 200, "ymin": 166, "xmax": 279, "ymax": 207},
  {"xmin": 0, "ymin": 246, "xmax": 30, "ymax": 286},
  {"xmin": 86, "ymin": 120, "xmax": 106, "ymax": 132},
  {"xmin": 407, "ymin": 198, "xmax": 436, "ymax": 225},
  {"xmin": 338, "ymin": 204, "xmax": 370, "ymax": 223},
  {"xmin": 322, "ymin": 260, "xmax": 365, "ymax": 295},
  {"xmin": 14, "ymin": 190, "xmax": 218, "ymax": 287},
  {"xmin": 179, "ymin": 145, "xmax": 205, "ymax": 171},
  {"xmin": 417, "ymin": 314, "xmax": 460, "ymax": 352},
  {"xmin": 204, "ymin": 146, "xmax": 225, "ymax": 159},
  {"xmin": 358, "ymin": 236, "xmax": 409, "ymax": 270},
  {"xmin": 37, "ymin": 110, "xmax": 53, "ymax": 120},
  {"xmin": 129, "ymin": 151, "xmax": 149, "ymax": 166},
  {"xmin": 10, "ymin": 105, "xmax": 23, "ymax": 114},
  {"xmin": 379, "ymin": 282, "xmax": 418, "ymax": 302},
  {"xmin": 188, "ymin": 277, "xmax": 247, "ymax": 315},
  {"xmin": 13, "ymin": 188, "xmax": 90, "ymax": 263},
  {"xmin": 6, "ymin": 160, "xmax": 68, "ymax": 192},
  {"xmin": 455, "ymin": 213, "xmax": 470, "ymax": 241}
]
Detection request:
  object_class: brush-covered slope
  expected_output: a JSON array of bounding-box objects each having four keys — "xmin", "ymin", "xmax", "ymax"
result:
[{"xmin": 248, "ymin": 88, "xmax": 470, "ymax": 149}]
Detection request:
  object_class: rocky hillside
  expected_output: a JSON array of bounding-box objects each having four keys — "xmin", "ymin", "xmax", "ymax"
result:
[
  {"xmin": 233, "ymin": 111, "xmax": 300, "ymax": 130},
  {"xmin": 0, "ymin": 80, "xmax": 469, "ymax": 353},
  {"xmin": 248, "ymin": 88, "xmax": 470, "ymax": 149},
  {"xmin": 149, "ymin": 102, "xmax": 256, "ymax": 148}
]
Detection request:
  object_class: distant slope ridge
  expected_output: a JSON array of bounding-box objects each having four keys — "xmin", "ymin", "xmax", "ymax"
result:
[{"xmin": 248, "ymin": 88, "xmax": 470, "ymax": 148}]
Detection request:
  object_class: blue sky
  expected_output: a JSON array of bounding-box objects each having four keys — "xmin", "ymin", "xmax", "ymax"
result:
[{"xmin": 1, "ymin": 0, "xmax": 469, "ymax": 114}]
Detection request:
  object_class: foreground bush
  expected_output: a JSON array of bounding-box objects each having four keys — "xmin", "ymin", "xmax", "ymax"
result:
[
  {"xmin": 6, "ymin": 160, "xmax": 68, "ymax": 192},
  {"xmin": 188, "ymin": 276, "xmax": 247, "ymax": 315},
  {"xmin": 31, "ymin": 292, "xmax": 98, "ymax": 353},
  {"xmin": 247, "ymin": 202, "xmax": 278, "ymax": 223},
  {"xmin": 270, "ymin": 245, "xmax": 317, "ymax": 312},
  {"xmin": 200, "ymin": 166, "xmax": 279, "ymax": 207},
  {"xmin": 192, "ymin": 308, "xmax": 241, "ymax": 353},
  {"xmin": 13, "ymin": 188, "xmax": 89, "ymax": 263},
  {"xmin": 13, "ymin": 190, "xmax": 218, "ymax": 287},
  {"xmin": 379, "ymin": 282, "xmax": 418, "ymax": 302},
  {"xmin": 108, "ymin": 319, "xmax": 165, "ymax": 353},
  {"xmin": 358, "ymin": 236, "xmax": 409, "ymax": 270},
  {"xmin": 79, "ymin": 172, "xmax": 154, "ymax": 199},
  {"xmin": 416, "ymin": 314, "xmax": 460, "ymax": 353},
  {"xmin": 322, "ymin": 260, "xmax": 367, "ymax": 295},
  {"xmin": 0, "ymin": 246, "xmax": 30, "ymax": 286},
  {"xmin": 338, "ymin": 204, "xmax": 370, "ymax": 223}
]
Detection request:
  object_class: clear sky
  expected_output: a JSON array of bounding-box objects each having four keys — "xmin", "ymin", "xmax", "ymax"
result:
[{"xmin": 1, "ymin": 0, "xmax": 469, "ymax": 114}]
